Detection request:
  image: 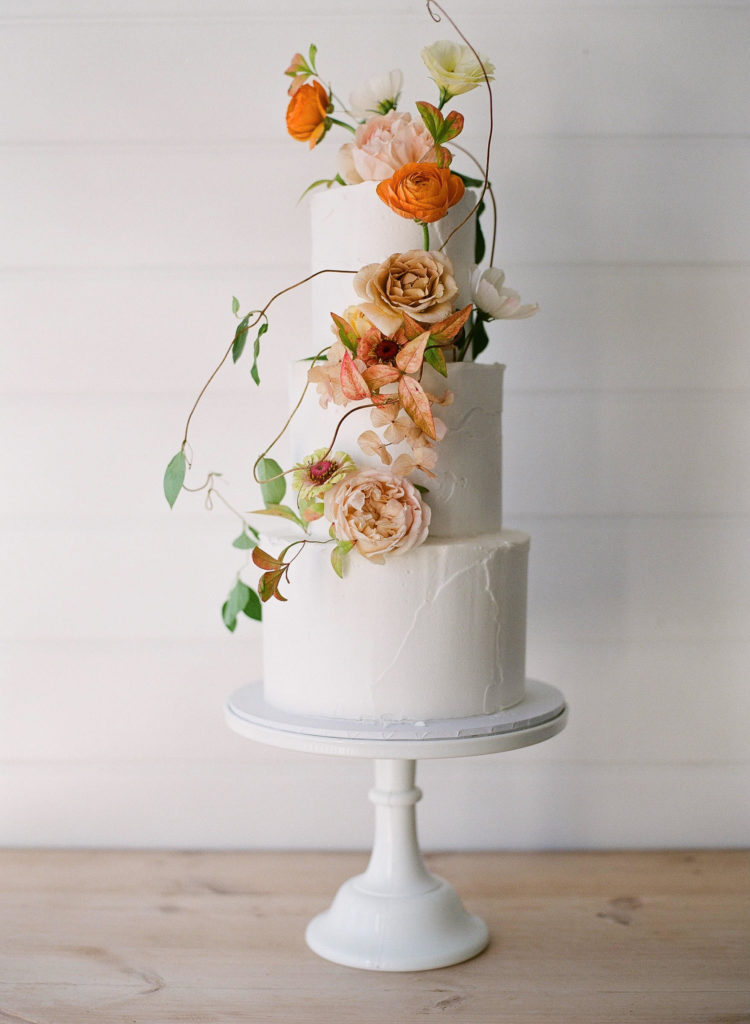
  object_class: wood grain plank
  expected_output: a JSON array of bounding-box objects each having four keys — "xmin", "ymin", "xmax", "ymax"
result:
[{"xmin": 0, "ymin": 851, "xmax": 746, "ymax": 1024}]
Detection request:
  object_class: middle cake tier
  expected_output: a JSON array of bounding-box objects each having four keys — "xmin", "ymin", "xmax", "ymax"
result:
[
  {"xmin": 262, "ymin": 529, "xmax": 529, "ymax": 723},
  {"xmin": 291, "ymin": 360, "xmax": 504, "ymax": 538}
]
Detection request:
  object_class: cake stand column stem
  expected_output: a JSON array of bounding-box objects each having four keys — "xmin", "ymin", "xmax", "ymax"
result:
[{"xmin": 359, "ymin": 759, "xmax": 438, "ymax": 897}]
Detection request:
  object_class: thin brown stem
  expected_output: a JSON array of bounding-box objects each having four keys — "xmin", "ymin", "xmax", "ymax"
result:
[
  {"xmin": 425, "ymin": 0, "xmax": 494, "ymax": 254},
  {"xmin": 182, "ymin": 268, "xmax": 356, "ymax": 450},
  {"xmin": 253, "ymin": 345, "xmax": 331, "ymax": 484},
  {"xmin": 452, "ymin": 142, "xmax": 499, "ymax": 265}
]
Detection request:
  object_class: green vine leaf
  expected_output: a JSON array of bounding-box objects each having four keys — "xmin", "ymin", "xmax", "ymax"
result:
[
  {"xmin": 330, "ymin": 539, "xmax": 354, "ymax": 579},
  {"xmin": 231, "ymin": 295, "xmax": 240, "ymax": 317},
  {"xmin": 250, "ymin": 504, "xmax": 306, "ymax": 531},
  {"xmin": 222, "ymin": 579, "xmax": 262, "ymax": 630},
  {"xmin": 232, "ymin": 313, "xmax": 250, "ymax": 363},
  {"xmin": 423, "ymin": 343, "xmax": 448, "ymax": 377},
  {"xmin": 474, "ymin": 197, "xmax": 486, "ymax": 264},
  {"xmin": 232, "ymin": 530, "xmax": 256, "ymax": 550},
  {"xmin": 257, "ymin": 457, "xmax": 286, "ymax": 506},
  {"xmin": 163, "ymin": 450, "xmax": 186, "ymax": 508},
  {"xmin": 472, "ymin": 315, "xmax": 491, "ymax": 359},
  {"xmin": 250, "ymin": 320, "xmax": 268, "ymax": 385}
]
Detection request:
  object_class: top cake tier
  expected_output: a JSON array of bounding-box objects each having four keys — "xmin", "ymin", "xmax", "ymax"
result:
[{"xmin": 310, "ymin": 180, "xmax": 477, "ymax": 355}]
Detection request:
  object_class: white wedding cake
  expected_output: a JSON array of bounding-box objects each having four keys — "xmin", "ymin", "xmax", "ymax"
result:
[
  {"xmin": 167, "ymin": 32, "xmax": 541, "ymax": 730},
  {"xmin": 261, "ymin": 184, "xmax": 530, "ymax": 723}
]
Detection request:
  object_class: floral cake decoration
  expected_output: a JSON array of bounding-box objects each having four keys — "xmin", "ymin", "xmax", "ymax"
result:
[{"xmin": 164, "ymin": 1, "xmax": 538, "ymax": 631}]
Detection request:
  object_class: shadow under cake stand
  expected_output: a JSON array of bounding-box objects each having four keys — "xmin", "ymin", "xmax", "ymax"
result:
[{"xmin": 226, "ymin": 679, "xmax": 567, "ymax": 972}]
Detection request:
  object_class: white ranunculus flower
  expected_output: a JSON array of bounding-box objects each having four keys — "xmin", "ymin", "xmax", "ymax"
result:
[
  {"xmin": 421, "ymin": 41, "xmax": 495, "ymax": 99},
  {"xmin": 349, "ymin": 69, "xmax": 404, "ymax": 120},
  {"xmin": 471, "ymin": 268, "xmax": 539, "ymax": 320}
]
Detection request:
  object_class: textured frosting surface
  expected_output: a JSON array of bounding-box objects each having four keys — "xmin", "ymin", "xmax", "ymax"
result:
[
  {"xmin": 292, "ymin": 360, "xmax": 504, "ymax": 537},
  {"xmin": 310, "ymin": 181, "xmax": 476, "ymax": 354},
  {"xmin": 263, "ymin": 531, "xmax": 529, "ymax": 722}
]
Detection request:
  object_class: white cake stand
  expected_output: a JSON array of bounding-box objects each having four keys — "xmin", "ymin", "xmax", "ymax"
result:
[{"xmin": 225, "ymin": 679, "xmax": 567, "ymax": 972}]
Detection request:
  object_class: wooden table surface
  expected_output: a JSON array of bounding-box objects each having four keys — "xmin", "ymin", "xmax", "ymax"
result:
[{"xmin": 0, "ymin": 849, "xmax": 747, "ymax": 1023}]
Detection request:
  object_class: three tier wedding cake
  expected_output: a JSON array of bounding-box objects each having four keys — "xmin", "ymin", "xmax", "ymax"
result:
[{"xmin": 164, "ymin": 19, "xmax": 540, "ymax": 728}]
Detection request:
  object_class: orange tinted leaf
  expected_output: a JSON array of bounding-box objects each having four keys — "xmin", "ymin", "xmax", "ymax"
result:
[
  {"xmin": 340, "ymin": 351, "xmax": 371, "ymax": 400},
  {"xmin": 430, "ymin": 304, "xmax": 473, "ymax": 343},
  {"xmin": 396, "ymin": 331, "xmax": 430, "ymax": 374},
  {"xmin": 401, "ymin": 312, "xmax": 425, "ymax": 341},
  {"xmin": 363, "ymin": 364, "xmax": 401, "ymax": 389},
  {"xmin": 258, "ymin": 568, "xmax": 285, "ymax": 602},
  {"xmin": 252, "ymin": 547, "xmax": 285, "ymax": 571},
  {"xmin": 398, "ymin": 375, "xmax": 436, "ymax": 440},
  {"xmin": 442, "ymin": 110, "xmax": 464, "ymax": 141}
]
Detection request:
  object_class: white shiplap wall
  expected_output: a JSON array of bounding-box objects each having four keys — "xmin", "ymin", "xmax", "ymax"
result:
[{"xmin": 2, "ymin": 0, "xmax": 749, "ymax": 849}]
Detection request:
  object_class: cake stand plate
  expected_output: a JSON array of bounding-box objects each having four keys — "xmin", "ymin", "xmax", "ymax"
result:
[{"xmin": 225, "ymin": 682, "xmax": 567, "ymax": 971}]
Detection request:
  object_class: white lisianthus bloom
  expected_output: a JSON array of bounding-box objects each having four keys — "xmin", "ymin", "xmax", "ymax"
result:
[
  {"xmin": 471, "ymin": 268, "xmax": 539, "ymax": 320},
  {"xmin": 349, "ymin": 69, "xmax": 404, "ymax": 120},
  {"xmin": 421, "ymin": 41, "xmax": 495, "ymax": 100}
]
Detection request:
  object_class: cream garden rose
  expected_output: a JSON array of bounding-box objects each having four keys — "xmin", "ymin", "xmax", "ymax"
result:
[
  {"xmin": 337, "ymin": 110, "xmax": 435, "ymax": 185},
  {"xmin": 354, "ymin": 249, "xmax": 458, "ymax": 335},
  {"xmin": 324, "ymin": 468, "xmax": 431, "ymax": 562},
  {"xmin": 421, "ymin": 41, "xmax": 495, "ymax": 100}
]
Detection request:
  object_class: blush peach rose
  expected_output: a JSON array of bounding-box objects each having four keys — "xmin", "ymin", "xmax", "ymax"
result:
[
  {"xmin": 337, "ymin": 111, "xmax": 435, "ymax": 184},
  {"xmin": 376, "ymin": 162, "xmax": 465, "ymax": 223},
  {"xmin": 324, "ymin": 469, "xmax": 431, "ymax": 562},
  {"xmin": 286, "ymin": 80, "xmax": 330, "ymax": 148}
]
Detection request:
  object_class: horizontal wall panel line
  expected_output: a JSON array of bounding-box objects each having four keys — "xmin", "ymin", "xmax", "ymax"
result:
[
  {"xmin": 1, "ymin": 0, "xmax": 747, "ymax": 22},
  {"xmin": 3, "ymin": 133, "xmax": 749, "ymax": 148}
]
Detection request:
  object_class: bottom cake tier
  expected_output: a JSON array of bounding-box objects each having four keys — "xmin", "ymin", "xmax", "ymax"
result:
[{"xmin": 262, "ymin": 530, "xmax": 530, "ymax": 723}]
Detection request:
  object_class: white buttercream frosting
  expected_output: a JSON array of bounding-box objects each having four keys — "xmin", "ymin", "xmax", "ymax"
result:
[{"xmin": 262, "ymin": 531, "xmax": 529, "ymax": 722}]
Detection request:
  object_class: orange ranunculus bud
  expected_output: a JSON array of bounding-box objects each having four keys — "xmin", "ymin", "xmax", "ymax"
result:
[
  {"xmin": 375, "ymin": 162, "xmax": 465, "ymax": 223},
  {"xmin": 285, "ymin": 80, "xmax": 330, "ymax": 149}
]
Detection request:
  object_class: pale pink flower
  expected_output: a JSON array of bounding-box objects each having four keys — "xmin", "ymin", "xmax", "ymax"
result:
[
  {"xmin": 337, "ymin": 111, "xmax": 436, "ymax": 185},
  {"xmin": 324, "ymin": 469, "xmax": 430, "ymax": 563},
  {"xmin": 357, "ymin": 429, "xmax": 392, "ymax": 466},
  {"xmin": 391, "ymin": 446, "xmax": 439, "ymax": 479},
  {"xmin": 306, "ymin": 340, "xmax": 350, "ymax": 408}
]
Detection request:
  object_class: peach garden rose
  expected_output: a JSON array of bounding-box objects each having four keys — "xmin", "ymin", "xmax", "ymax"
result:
[
  {"xmin": 324, "ymin": 468, "xmax": 431, "ymax": 562},
  {"xmin": 337, "ymin": 111, "xmax": 435, "ymax": 184},
  {"xmin": 354, "ymin": 249, "xmax": 458, "ymax": 335}
]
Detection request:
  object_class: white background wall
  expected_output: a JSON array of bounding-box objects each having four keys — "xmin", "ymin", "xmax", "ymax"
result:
[{"xmin": 2, "ymin": 0, "xmax": 749, "ymax": 850}]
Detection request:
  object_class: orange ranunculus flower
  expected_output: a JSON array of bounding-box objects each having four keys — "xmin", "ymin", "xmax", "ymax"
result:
[
  {"xmin": 285, "ymin": 80, "xmax": 330, "ymax": 149},
  {"xmin": 376, "ymin": 162, "xmax": 465, "ymax": 223}
]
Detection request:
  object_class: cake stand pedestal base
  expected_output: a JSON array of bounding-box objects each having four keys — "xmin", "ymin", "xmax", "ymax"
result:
[
  {"xmin": 306, "ymin": 759, "xmax": 488, "ymax": 971},
  {"xmin": 225, "ymin": 680, "xmax": 567, "ymax": 972}
]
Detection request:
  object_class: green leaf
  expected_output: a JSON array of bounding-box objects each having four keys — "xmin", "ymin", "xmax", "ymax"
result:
[
  {"xmin": 413, "ymin": 483, "xmax": 430, "ymax": 496},
  {"xmin": 163, "ymin": 450, "xmax": 186, "ymax": 508},
  {"xmin": 472, "ymin": 315, "xmax": 491, "ymax": 359},
  {"xmin": 330, "ymin": 312, "xmax": 358, "ymax": 354},
  {"xmin": 223, "ymin": 578, "xmax": 252, "ymax": 631},
  {"xmin": 331, "ymin": 540, "xmax": 354, "ymax": 578},
  {"xmin": 474, "ymin": 198, "xmax": 486, "ymax": 265},
  {"xmin": 243, "ymin": 587, "xmax": 262, "ymax": 622},
  {"xmin": 250, "ymin": 320, "xmax": 268, "ymax": 386},
  {"xmin": 221, "ymin": 601, "xmax": 237, "ymax": 633},
  {"xmin": 232, "ymin": 314, "xmax": 250, "ymax": 363},
  {"xmin": 308, "ymin": 43, "xmax": 317, "ymax": 70},
  {"xmin": 232, "ymin": 530, "xmax": 256, "ymax": 550},
  {"xmin": 250, "ymin": 503, "xmax": 306, "ymax": 531},
  {"xmin": 231, "ymin": 295, "xmax": 240, "ymax": 317},
  {"xmin": 454, "ymin": 173, "xmax": 485, "ymax": 188},
  {"xmin": 257, "ymin": 457, "xmax": 286, "ymax": 506},
  {"xmin": 423, "ymin": 343, "xmax": 448, "ymax": 377}
]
